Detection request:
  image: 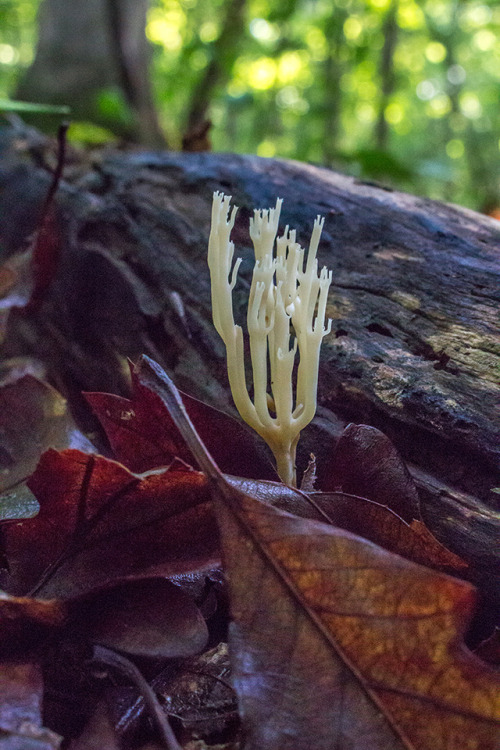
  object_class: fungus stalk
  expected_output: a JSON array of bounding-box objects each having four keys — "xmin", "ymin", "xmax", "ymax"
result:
[{"xmin": 208, "ymin": 192, "xmax": 332, "ymax": 486}]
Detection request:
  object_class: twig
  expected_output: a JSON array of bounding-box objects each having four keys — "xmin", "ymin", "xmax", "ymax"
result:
[
  {"xmin": 26, "ymin": 122, "xmax": 68, "ymax": 311},
  {"xmin": 92, "ymin": 644, "xmax": 183, "ymax": 750}
]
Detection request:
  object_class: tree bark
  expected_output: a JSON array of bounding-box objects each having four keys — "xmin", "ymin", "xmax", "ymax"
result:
[
  {"xmin": 374, "ymin": 0, "xmax": 399, "ymax": 150},
  {"xmin": 0, "ymin": 125, "xmax": 498, "ymax": 570},
  {"xmin": 184, "ymin": 0, "xmax": 247, "ymax": 133},
  {"xmin": 321, "ymin": 8, "xmax": 347, "ymax": 167}
]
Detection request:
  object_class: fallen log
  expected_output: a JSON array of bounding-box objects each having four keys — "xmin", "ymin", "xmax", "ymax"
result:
[{"xmin": 0, "ymin": 125, "xmax": 499, "ymax": 574}]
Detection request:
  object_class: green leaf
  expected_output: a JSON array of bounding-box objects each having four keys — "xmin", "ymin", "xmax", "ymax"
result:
[{"xmin": 0, "ymin": 99, "xmax": 71, "ymax": 115}]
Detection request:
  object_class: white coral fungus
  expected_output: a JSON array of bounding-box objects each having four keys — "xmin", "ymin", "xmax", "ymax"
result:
[{"xmin": 208, "ymin": 191, "xmax": 332, "ymax": 486}]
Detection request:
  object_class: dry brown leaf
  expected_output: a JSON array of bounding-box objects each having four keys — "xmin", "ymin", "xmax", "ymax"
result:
[
  {"xmin": 1, "ymin": 449, "xmax": 216, "ymax": 599},
  {"xmin": 137, "ymin": 354, "xmax": 500, "ymax": 750},
  {"xmin": 217, "ymin": 491, "xmax": 500, "ymax": 750}
]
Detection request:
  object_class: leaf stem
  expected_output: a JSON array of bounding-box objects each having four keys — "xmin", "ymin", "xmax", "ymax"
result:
[{"xmin": 92, "ymin": 645, "xmax": 183, "ymax": 750}]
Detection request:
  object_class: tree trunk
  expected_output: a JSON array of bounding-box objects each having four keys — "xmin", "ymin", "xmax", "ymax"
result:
[
  {"xmin": 184, "ymin": 0, "xmax": 247, "ymax": 134},
  {"xmin": 374, "ymin": 0, "xmax": 399, "ymax": 150},
  {"xmin": 16, "ymin": 0, "xmax": 165, "ymax": 147},
  {"xmin": 321, "ymin": 8, "xmax": 347, "ymax": 167},
  {"xmin": 0, "ymin": 124, "xmax": 498, "ymax": 574}
]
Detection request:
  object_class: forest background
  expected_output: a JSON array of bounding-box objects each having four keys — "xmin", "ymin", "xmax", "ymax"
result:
[{"xmin": 0, "ymin": 0, "xmax": 499, "ymax": 214}]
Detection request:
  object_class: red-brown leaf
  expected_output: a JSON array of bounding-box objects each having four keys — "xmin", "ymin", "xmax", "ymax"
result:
[
  {"xmin": 321, "ymin": 423, "xmax": 421, "ymax": 521},
  {"xmin": 0, "ymin": 591, "xmax": 67, "ymax": 655},
  {"xmin": 85, "ymin": 364, "xmax": 277, "ymax": 479},
  {"xmin": 136, "ymin": 355, "xmax": 500, "ymax": 750},
  {"xmin": 310, "ymin": 491, "xmax": 468, "ymax": 575},
  {"xmin": 217, "ymin": 491, "xmax": 500, "ymax": 749},
  {"xmin": 1, "ymin": 449, "xmax": 218, "ymax": 599},
  {"xmin": 223, "ymin": 479, "xmax": 467, "ymax": 575}
]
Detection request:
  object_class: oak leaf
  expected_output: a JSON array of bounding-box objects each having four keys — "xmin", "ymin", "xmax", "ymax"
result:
[
  {"xmin": 85, "ymin": 364, "xmax": 276, "ymax": 479},
  {"xmin": 218, "ymin": 491, "xmax": 500, "ymax": 749},
  {"xmin": 1, "ymin": 449, "xmax": 217, "ymax": 599},
  {"xmin": 138, "ymin": 354, "xmax": 500, "ymax": 750}
]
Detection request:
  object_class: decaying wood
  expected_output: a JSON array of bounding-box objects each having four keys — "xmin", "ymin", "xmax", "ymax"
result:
[{"xmin": 0, "ymin": 126, "xmax": 498, "ymax": 572}]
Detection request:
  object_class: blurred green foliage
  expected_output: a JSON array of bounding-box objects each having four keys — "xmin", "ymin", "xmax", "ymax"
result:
[
  {"xmin": 0, "ymin": 98, "xmax": 69, "ymax": 113},
  {"xmin": 0, "ymin": 0, "xmax": 499, "ymax": 211},
  {"xmin": 0, "ymin": 0, "xmax": 37, "ymax": 93}
]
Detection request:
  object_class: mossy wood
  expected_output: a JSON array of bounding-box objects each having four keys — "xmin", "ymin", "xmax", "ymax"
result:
[{"xmin": 0, "ymin": 125, "xmax": 498, "ymax": 585}]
